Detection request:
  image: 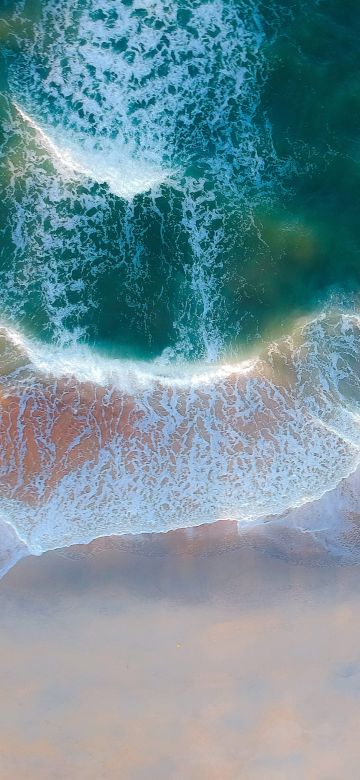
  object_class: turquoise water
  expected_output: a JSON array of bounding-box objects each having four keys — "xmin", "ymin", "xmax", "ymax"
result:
[
  {"xmin": 1, "ymin": 0, "xmax": 359, "ymax": 360},
  {"xmin": 1, "ymin": 0, "xmax": 360, "ymax": 567}
]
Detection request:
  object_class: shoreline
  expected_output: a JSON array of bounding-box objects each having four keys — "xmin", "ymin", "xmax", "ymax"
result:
[
  {"xmin": 3, "ymin": 453, "xmax": 360, "ymax": 580},
  {"xmin": 0, "ymin": 511, "xmax": 345, "ymax": 583},
  {"xmin": 1, "ymin": 513, "xmax": 360, "ymax": 779}
]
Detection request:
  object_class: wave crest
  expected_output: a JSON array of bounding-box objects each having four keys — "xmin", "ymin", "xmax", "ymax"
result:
[{"xmin": 0, "ymin": 310, "xmax": 360, "ymax": 559}]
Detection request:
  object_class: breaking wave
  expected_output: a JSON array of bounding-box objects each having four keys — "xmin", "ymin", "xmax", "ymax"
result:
[
  {"xmin": 1, "ymin": 0, "xmax": 294, "ymax": 357},
  {"xmin": 13, "ymin": 102, "xmax": 171, "ymax": 199},
  {"xmin": 1, "ymin": 309, "xmax": 360, "ymax": 564},
  {"xmin": 1, "ymin": 1, "xmax": 358, "ymax": 574}
]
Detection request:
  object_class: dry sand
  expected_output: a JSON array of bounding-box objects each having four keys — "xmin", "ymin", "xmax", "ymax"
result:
[{"xmin": 0, "ymin": 521, "xmax": 360, "ymax": 780}]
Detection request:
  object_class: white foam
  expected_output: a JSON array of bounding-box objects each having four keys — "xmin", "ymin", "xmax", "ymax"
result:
[
  {"xmin": 2, "ymin": 0, "xmax": 291, "ymax": 357},
  {"xmin": 0, "ymin": 515, "xmax": 29, "ymax": 579},
  {"xmin": 1, "ymin": 310, "xmax": 360, "ymax": 561},
  {"xmin": 13, "ymin": 102, "xmax": 170, "ymax": 199},
  {"xmin": 1, "ymin": 2, "xmax": 355, "ymax": 572},
  {"xmin": 3, "ymin": 324, "xmax": 257, "ymax": 388}
]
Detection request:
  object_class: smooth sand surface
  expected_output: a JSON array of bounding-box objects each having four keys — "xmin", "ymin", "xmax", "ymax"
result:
[{"xmin": 1, "ymin": 521, "xmax": 360, "ymax": 780}]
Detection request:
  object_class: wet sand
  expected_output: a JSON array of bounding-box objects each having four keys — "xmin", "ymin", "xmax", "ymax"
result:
[{"xmin": 1, "ymin": 521, "xmax": 360, "ymax": 779}]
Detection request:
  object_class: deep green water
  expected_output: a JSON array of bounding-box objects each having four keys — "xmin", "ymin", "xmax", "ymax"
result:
[
  {"xmin": 0, "ymin": 0, "xmax": 360, "ymax": 361},
  {"xmin": 2, "ymin": 0, "xmax": 360, "ymax": 560}
]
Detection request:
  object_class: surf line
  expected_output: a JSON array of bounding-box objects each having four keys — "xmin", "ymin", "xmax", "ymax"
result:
[
  {"xmin": 13, "ymin": 101, "xmax": 90, "ymax": 176},
  {"xmin": 12, "ymin": 101, "xmax": 172, "ymax": 199},
  {"xmin": 13, "ymin": 100, "xmax": 91, "ymax": 177}
]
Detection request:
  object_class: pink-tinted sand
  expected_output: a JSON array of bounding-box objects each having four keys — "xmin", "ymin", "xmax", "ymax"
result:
[{"xmin": 0, "ymin": 521, "xmax": 360, "ymax": 779}]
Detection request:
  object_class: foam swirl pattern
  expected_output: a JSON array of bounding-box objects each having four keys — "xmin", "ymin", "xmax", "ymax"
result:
[
  {"xmin": 0, "ymin": 311, "xmax": 359, "ymax": 554},
  {"xmin": 1, "ymin": 0, "xmax": 292, "ymax": 357},
  {"xmin": 1, "ymin": 1, "xmax": 360, "ymax": 570}
]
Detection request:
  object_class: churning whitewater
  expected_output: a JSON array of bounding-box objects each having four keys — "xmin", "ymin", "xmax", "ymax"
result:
[
  {"xmin": 1, "ymin": 0, "xmax": 293, "ymax": 357},
  {"xmin": 1, "ymin": 0, "xmax": 360, "ymax": 572},
  {"xmin": 1, "ymin": 310, "xmax": 360, "ymax": 566}
]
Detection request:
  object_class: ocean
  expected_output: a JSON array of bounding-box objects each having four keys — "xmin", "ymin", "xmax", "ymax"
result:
[{"xmin": 1, "ymin": 0, "xmax": 360, "ymax": 573}]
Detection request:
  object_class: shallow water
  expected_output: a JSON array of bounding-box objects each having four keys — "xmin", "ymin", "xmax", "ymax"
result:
[{"xmin": 1, "ymin": 0, "xmax": 360, "ymax": 568}]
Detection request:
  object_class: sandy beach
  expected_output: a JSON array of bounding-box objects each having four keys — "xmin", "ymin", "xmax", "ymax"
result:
[
  {"xmin": 1, "ymin": 521, "xmax": 360, "ymax": 780},
  {"xmin": 2, "ymin": 1, "xmax": 360, "ymax": 778}
]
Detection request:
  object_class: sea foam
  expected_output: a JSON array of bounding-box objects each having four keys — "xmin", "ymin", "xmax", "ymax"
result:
[
  {"xmin": 13, "ymin": 102, "xmax": 171, "ymax": 199},
  {"xmin": 1, "ymin": 0, "xmax": 292, "ymax": 358},
  {"xmin": 0, "ymin": 2, "xmax": 356, "ymax": 574},
  {"xmin": 0, "ymin": 310, "xmax": 360, "ymax": 563}
]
